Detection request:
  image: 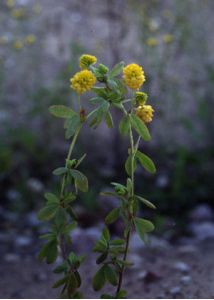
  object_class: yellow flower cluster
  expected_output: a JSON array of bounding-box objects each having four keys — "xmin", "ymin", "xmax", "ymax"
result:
[
  {"xmin": 70, "ymin": 70, "xmax": 96, "ymax": 94},
  {"xmin": 79, "ymin": 54, "xmax": 97, "ymax": 69},
  {"xmin": 136, "ymin": 105, "xmax": 154, "ymax": 123},
  {"xmin": 123, "ymin": 63, "xmax": 145, "ymax": 90}
]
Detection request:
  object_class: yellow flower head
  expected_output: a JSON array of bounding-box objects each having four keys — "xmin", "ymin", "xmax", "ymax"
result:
[
  {"xmin": 123, "ymin": 63, "xmax": 145, "ymax": 90},
  {"xmin": 13, "ymin": 40, "xmax": 23, "ymax": 50},
  {"xmin": 163, "ymin": 34, "xmax": 173, "ymax": 44},
  {"xmin": 25, "ymin": 34, "xmax": 36, "ymax": 45},
  {"xmin": 79, "ymin": 54, "xmax": 97, "ymax": 69},
  {"xmin": 70, "ymin": 70, "xmax": 96, "ymax": 94},
  {"xmin": 146, "ymin": 37, "xmax": 158, "ymax": 47},
  {"xmin": 136, "ymin": 105, "xmax": 154, "ymax": 123}
]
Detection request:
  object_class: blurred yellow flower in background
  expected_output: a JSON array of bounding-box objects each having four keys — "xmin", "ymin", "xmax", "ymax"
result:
[
  {"xmin": 25, "ymin": 34, "xmax": 36, "ymax": 45},
  {"xmin": 32, "ymin": 4, "xmax": 42, "ymax": 15},
  {"xmin": 6, "ymin": 0, "xmax": 15, "ymax": 8},
  {"xmin": 123, "ymin": 63, "xmax": 145, "ymax": 90},
  {"xmin": 136, "ymin": 105, "xmax": 154, "ymax": 123},
  {"xmin": 79, "ymin": 54, "xmax": 97, "ymax": 69},
  {"xmin": 70, "ymin": 70, "xmax": 96, "ymax": 94},
  {"xmin": 146, "ymin": 37, "xmax": 159, "ymax": 47},
  {"xmin": 0, "ymin": 36, "xmax": 8, "ymax": 45},
  {"xmin": 11, "ymin": 8, "xmax": 25, "ymax": 19},
  {"xmin": 13, "ymin": 40, "xmax": 23, "ymax": 50},
  {"xmin": 163, "ymin": 34, "xmax": 174, "ymax": 44}
]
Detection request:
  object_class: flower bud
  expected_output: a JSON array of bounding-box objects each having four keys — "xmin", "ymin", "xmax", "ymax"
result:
[{"xmin": 135, "ymin": 92, "xmax": 148, "ymax": 105}]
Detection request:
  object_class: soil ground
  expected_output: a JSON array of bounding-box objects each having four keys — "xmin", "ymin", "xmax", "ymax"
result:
[{"xmin": 1, "ymin": 238, "xmax": 214, "ymax": 299}]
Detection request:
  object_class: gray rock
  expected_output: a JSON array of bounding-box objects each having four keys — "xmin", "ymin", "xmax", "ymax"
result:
[
  {"xmin": 138, "ymin": 270, "xmax": 147, "ymax": 279},
  {"xmin": 27, "ymin": 178, "xmax": 44, "ymax": 193},
  {"xmin": 130, "ymin": 232, "xmax": 145, "ymax": 251},
  {"xmin": 15, "ymin": 235, "xmax": 33, "ymax": 247},
  {"xmin": 188, "ymin": 221, "xmax": 214, "ymax": 240},
  {"xmin": 72, "ymin": 227, "xmax": 101, "ymax": 252},
  {"xmin": 173, "ymin": 261, "xmax": 190, "ymax": 273},
  {"xmin": 180, "ymin": 275, "xmax": 192, "ymax": 285},
  {"xmin": 156, "ymin": 174, "xmax": 169, "ymax": 188},
  {"xmin": 169, "ymin": 286, "xmax": 182, "ymax": 296},
  {"xmin": 157, "ymin": 292, "xmax": 167, "ymax": 299},
  {"xmin": 149, "ymin": 236, "xmax": 170, "ymax": 250},
  {"xmin": 128, "ymin": 253, "xmax": 143, "ymax": 269},
  {"xmin": 4, "ymin": 253, "xmax": 20, "ymax": 262},
  {"xmin": 33, "ymin": 272, "xmax": 48, "ymax": 282},
  {"xmin": 25, "ymin": 211, "xmax": 42, "ymax": 227},
  {"xmin": 189, "ymin": 204, "xmax": 214, "ymax": 221},
  {"xmin": 177, "ymin": 245, "xmax": 198, "ymax": 255}
]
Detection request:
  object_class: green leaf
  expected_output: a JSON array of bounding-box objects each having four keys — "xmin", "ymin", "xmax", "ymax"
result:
[
  {"xmin": 134, "ymin": 217, "xmax": 155, "ymax": 241},
  {"xmin": 109, "ymin": 61, "xmax": 125, "ymax": 78},
  {"xmin": 105, "ymin": 208, "xmax": 120, "ymax": 224},
  {"xmin": 53, "ymin": 262, "xmax": 68, "ymax": 274},
  {"xmin": 104, "ymin": 265, "xmax": 117, "ymax": 286},
  {"xmin": 102, "ymin": 226, "xmax": 110, "ymax": 242},
  {"xmin": 126, "ymin": 178, "xmax": 132, "ymax": 194},
  {"xmin": 90, "ymin": 97, "xmax": 106, "ymax": 105},
  {"xmin": 136, "ymin": 151, "xmax": 156, "ymax": 174},
  {"xmin": 101, "ymin": 294, "xmax": 113, "ymax": 299},
  {"xmin": 125, "ymin": 154, "xmax": 136, "ymax": 176},
  {"xmin": 110, "ymin": 239, "xmax": 125, "ymax": 246},
  {"xmin": 39, "ymin": 240, "xmax": 58, "ymax": 264},
  {"xmin": 105, "ymin": 111, "xmax": 114, "ymax": 128},
  {"xmin": 96, "ymin": 252, "xmax": 108, "ymax": 264},
  {"xmin": 49, "ymin": 105, "xmax": 76, "ymax": 118},
  {"xmin": 52, "ymin": 167, "xmax": 67, "ymax": 176},
  {"xmin": 54, "ymin": 207, "xmax": 66, "ymax": 227},
  {"xmin": 119, "ymin": 115, "xmax": 130, "ymax": 136},
  {"xmin": 92, "ymin": 266, "xmax": 106, "ymax": 291},
  {"xmin": 135, "ymin": 195, "xmax": 156, "ymax": 209},
  {"xmin": 52, "ymin": 276, "xmax": 67, "ymax": 288},
  {"xmin": 65, "ymin": 114, "xmax": 81, "ymax": 139},
  {"xmin": 63, "ymin": 221, "xmax": 77, "ymax": 234},
  {"xmin": 130, "ymin": 114, "xmax": 151, "ymax": 141},
  {"xmin": 70, "ymin": 169, "xmax": 88, "ymax": 192},
  {"xmin": 107, "ymin": 79, "xmax": 118, "ymax": 90},
  {"xmin": 116, "ymin": 290, "xmax": 127, "ymax": 299},
  {"xmin": 92, "ymin": 87, "xmax": 108, "ymax": 98},
  {"xmin": 93, "ymin": 237, "xmax": 108, "ymax": 253},
  {"xmin": 38, "ymin": 204, "xmax": 58, "ymax": 221},
  {"xmin": 44, "ymin": 192, "xmax": 59, "ymax": 204},
  {"xmin": 74, "ymin": 271, "xmax": 81, "ymax": 288}
]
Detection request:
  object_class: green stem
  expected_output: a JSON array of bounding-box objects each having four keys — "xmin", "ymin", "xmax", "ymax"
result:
[
  {"xmin": 59, "ymin": 124, "xmax": 82, "ymax": 261},
  {"xmin": 116, "ymin": 125, "xmax": 136, "ymax": 296},
  {"xmin": 60, "ymin": 125, "xmax": 82, "ymax": 198}
]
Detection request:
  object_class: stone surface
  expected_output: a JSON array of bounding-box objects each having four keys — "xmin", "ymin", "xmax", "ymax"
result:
[
  {"xmin": 173, "ymin": 261, "xmax": 190, "ymax": 273},
  {"xmin": 180, "ymin": 275, "xmax": 192, "ymax": 285},
  {"xmin": 188, "ymin": 221, "xmax": 214, "ymax": 240},
  {"xmin": 169, "ymin": 286, "xmax": 182, "ymax": 297},
  {"xmin": 189, "ymin": 204, "xmax": 214, "ymax": 221}
]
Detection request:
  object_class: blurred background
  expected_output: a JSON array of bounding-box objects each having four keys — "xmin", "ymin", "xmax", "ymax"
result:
[{"xmin": 0, "ymin": 0, "xmax": 214, "ymax": 298}]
